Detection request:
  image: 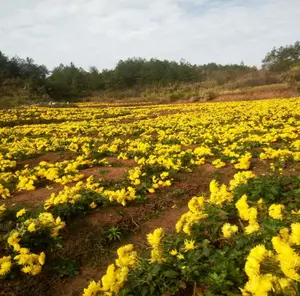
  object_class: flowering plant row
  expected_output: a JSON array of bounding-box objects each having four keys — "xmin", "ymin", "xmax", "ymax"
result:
[{"xmin": 83, "ymin": 172, "xmax": 300, "ymax": 296}]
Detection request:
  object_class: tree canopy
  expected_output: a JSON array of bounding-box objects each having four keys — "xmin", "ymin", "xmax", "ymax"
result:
[
  {"xmin": 0, "ymin": 41, "xmax": 299, "ymax": 103},
  {"xmin": 262, "ymin": 41, "xmax": 300, "ymax": 72}
]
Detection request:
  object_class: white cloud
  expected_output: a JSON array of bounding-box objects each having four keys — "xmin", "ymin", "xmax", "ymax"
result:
[{"xmin": 0, "ymin": 0, "xmax": 299, "ymax": 70}]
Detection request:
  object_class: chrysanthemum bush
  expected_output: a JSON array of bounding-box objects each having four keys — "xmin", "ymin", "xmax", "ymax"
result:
[
  {"xmin": 0, "ymin": 170, "xmax": 174, "ymax": 278},
  {"xmin": 0, "ymin": 208, "xmax": 65, "ymax": 277},
  {"xmin": 83, "ymin": 171, "xmax": 300, "ymax": 296}
]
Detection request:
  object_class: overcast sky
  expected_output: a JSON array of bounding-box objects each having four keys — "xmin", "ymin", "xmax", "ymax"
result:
[{"xmin": 0, "ymin": 0, "xmax": 299, "ymax": 70}]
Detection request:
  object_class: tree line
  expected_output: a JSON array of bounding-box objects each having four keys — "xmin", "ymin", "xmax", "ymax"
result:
[{"xmin": 1, "ymin": 40, "xmax": 300, "ymax": 102}]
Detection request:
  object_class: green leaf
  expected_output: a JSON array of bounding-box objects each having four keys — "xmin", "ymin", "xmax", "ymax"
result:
[{"xmin": 162, "ymin": 270, "xmax": 178, "ymax": 278}]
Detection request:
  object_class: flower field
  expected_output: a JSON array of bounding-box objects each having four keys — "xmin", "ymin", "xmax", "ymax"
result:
[{"xmin": 1, "ymin": 98, "xmax": 300, "ymax": 296}]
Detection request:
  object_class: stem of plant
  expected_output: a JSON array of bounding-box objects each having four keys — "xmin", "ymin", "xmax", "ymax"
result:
[
  {"xmin": 193, "ymin": 282, "xmax": 197, "ymax": 296},
  {"xmin": 238, "ymin": 219, "xmax": 245, "ymax": 232}
]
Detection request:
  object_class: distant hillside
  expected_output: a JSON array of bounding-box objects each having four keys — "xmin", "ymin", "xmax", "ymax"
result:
[{"xmin": 1, "ymin": 40, "xmax": 300, "ymax": 107}]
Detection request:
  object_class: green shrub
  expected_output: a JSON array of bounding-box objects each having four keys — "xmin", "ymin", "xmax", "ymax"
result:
[
  {"xmin": 199, "ymin": 90, "xmax": 219, "ymax": 101},
  {"xmin": 169, "ymin": 90, "xmax": 186, "ymax": 101}
]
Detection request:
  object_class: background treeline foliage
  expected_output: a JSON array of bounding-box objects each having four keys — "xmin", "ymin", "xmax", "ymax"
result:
[{"xmin": 0, "ymin": 40, "xmax": 300, "ymax": 104}]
